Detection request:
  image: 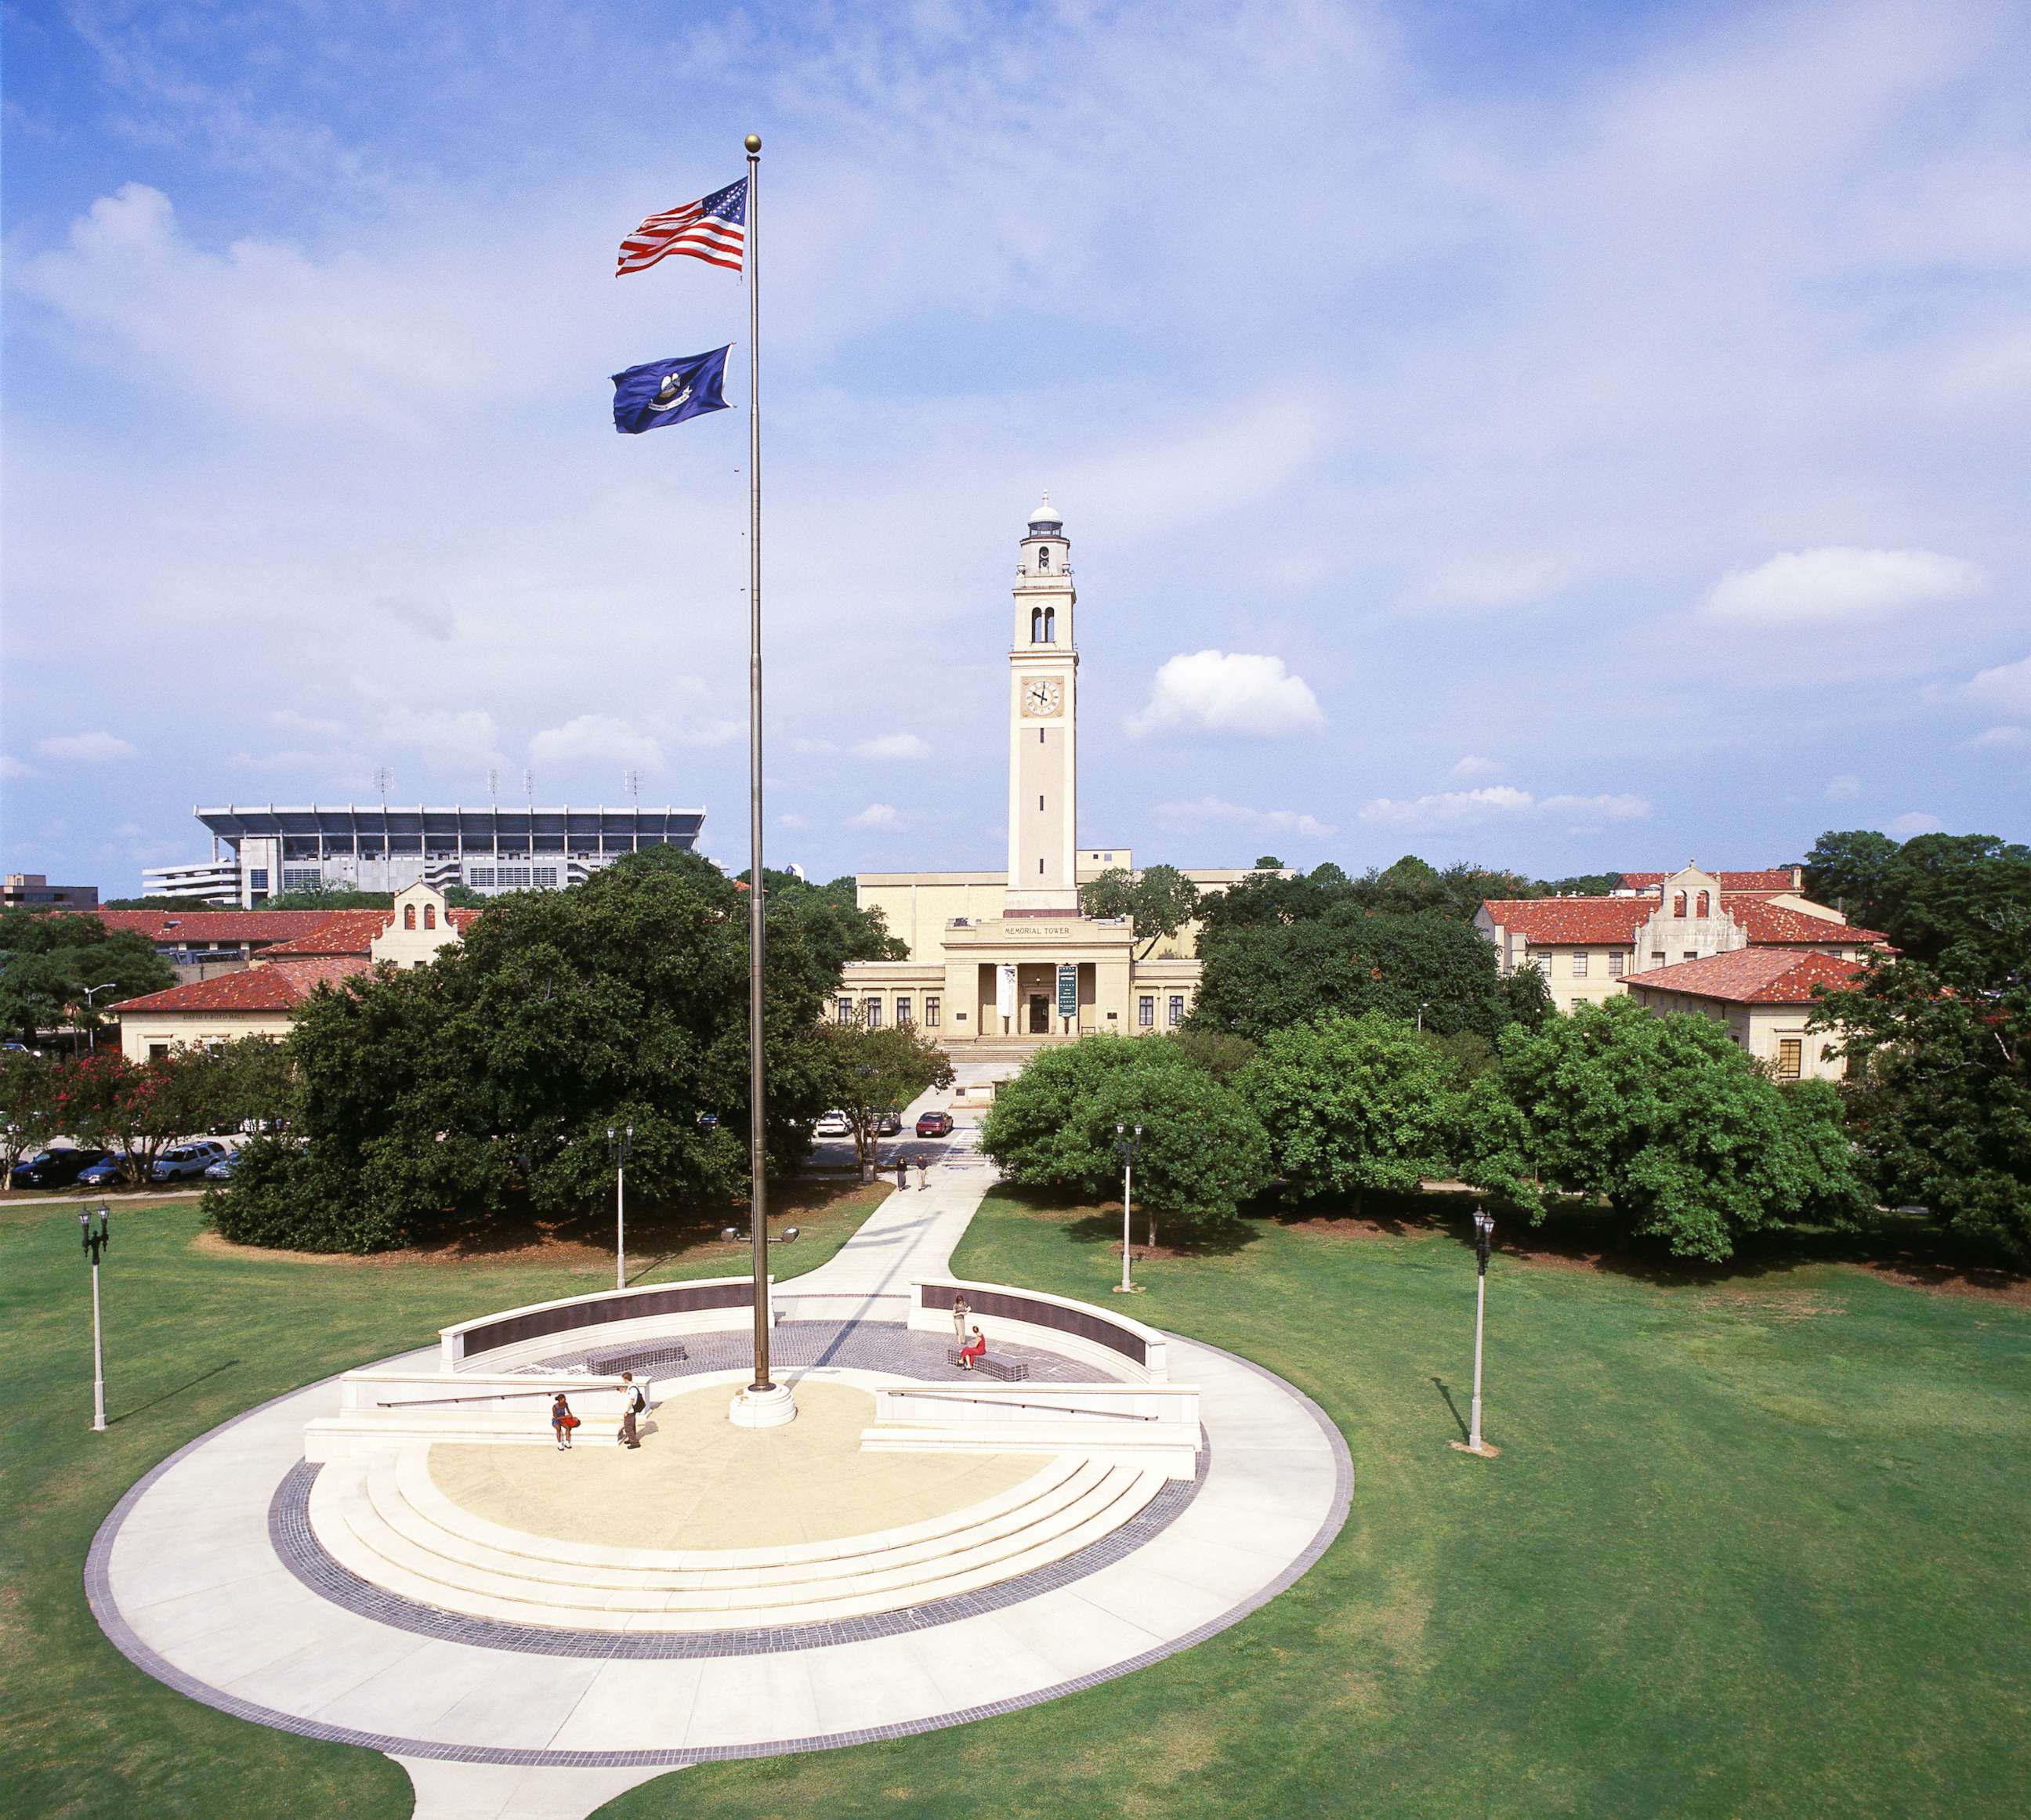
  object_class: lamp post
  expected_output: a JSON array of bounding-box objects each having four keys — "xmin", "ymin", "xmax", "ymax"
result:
[
  {"xmin": 81, "ymin": 1203, "xmax": 110, "ymax": 1432},
  {"xmin": 606, "ymin": 1124, "xmax": 633, "ymax": 1292},
  {"xmin": 1417, "ymin": 1000, "xmax": 1430, "ymax": 1033},
  {"xmin": 1468, "ymin": 1207, "xmax": 1494, "ymax": 1453},
  {"xmin": 79, "ymin": 982, "xmax": 119, "ymax": 1055},
  {"xmin": 1113, "ymin": 1121, "xmax": 1143, "ymax": 1294}
]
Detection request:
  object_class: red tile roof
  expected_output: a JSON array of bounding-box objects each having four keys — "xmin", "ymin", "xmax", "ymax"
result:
[
  {"xmin": 1621, "ymin": 950, "xmax": 1863, "ymax": 1004},
  {"xmin": 1620, "ymin": 869, "xmax": 1801, "ymax": 892},
  {"xmin": 1733, "ymin": 901, "xmax": 1886, "ymax": 946},
  {"xmin": 1480, "ymin": 899, "xmax": 1653, "ymax": 943},
  {"xmin": 96, "ymin": 909, "xmax": 346, "ymax": 945},
  {"xmin": 255, "ymin": 910, "xmax": 396, "ymax": 956},
  {"xmin": 112, "ymin": 956, "xmax": 371, "ymax": 1014}
]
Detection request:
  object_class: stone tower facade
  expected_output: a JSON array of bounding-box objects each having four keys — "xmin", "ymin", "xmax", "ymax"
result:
[{"xmin": 1005, "ymin": 493, "xmax": 1079, "ymax": 913}]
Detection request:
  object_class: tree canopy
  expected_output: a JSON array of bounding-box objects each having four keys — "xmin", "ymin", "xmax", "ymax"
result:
[
  {"xmin": 212, "ymin": 848, "xmax": 889, "ymax": 1251},
  {"xmin": 0, "ymin": 910, "xmax": 175, "ymax": 1047},
  {"xmin": 1078, "ymin": 864, "xmax": 1202, "ymax": 957},
  {"xmin": 978, "ymin": 1037, "xmax": 1269, "ymax": 1243},
  {"xmin": 1805, "ymin": 829, "xmax": 2031, "ymax": 975},
  {"xmin": 1458, "ymin": 997, "xmax": 1867, "ymax": 1260},
  {"xmin": 813, "ymin": 1013, "xmax": 954, "ymax": 1181},
  {"xmin": 1240, "ymin": 1011, "xmax": 1460, "ymax": 1212}
]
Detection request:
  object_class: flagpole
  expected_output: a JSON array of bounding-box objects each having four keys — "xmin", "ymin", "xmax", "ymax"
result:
[{"xmin": 731, "ymin": 130, "xmax": 792, "ymax": 1427}]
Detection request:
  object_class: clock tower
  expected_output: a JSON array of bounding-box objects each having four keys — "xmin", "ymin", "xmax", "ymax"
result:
[{"xmin": 1007, "ymin": 492, "xmax": 1080, "ymax": 912}]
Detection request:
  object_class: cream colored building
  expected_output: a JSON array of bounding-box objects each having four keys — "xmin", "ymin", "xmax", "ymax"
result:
[
  {"xmin": 841, "ymin": 498, "xmax": 1240, "ymax": 1044},
  {"xmin": 1620, "ymin": 950, "xmax": 1863, "ymax": 1080}
]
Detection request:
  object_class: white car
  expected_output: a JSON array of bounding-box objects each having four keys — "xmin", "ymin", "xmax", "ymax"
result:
[{"xmin": 813, "ymin": 1111, "xmax": 851, "ymax": 1138}]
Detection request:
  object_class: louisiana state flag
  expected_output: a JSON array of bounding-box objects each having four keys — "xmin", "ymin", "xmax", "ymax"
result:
[{"xmin": 611, "ymin": 346, "xmax": 733, "ymax": 435}]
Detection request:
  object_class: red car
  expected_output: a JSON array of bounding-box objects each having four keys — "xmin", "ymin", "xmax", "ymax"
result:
[{"xmin": 915, "ymin": 1109, "xmax": 954, "ymax": 1138}]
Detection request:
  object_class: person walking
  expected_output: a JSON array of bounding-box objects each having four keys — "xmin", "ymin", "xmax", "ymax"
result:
[
  {"xmin": 617, "ymin": 1372, "xmax": 644, "ymax": 1449},
  {"xmin": 915, "ymin": 1152, "xmax": 929, "ymax": 1190},
  {"xmin": 551, "ymin": 1391, "xmax": 576, "ymax": 1451},
  {"xmin": 950, "ymin": 1292, "xmax": 971, "ymax": 1350},
  {"xmin": 894, "ymin": 1153, "xmax": 909, "ymax": 1192}
]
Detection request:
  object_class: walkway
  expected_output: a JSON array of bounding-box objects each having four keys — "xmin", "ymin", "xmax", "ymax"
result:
[{"xmin": 87, "ymin": 1141, "xmax": 1351, "ymax": 1820}]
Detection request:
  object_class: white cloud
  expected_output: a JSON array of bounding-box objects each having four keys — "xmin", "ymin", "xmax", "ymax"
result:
[
  {"xmin": 368, "ymin": 704, "xmax": 505, "ymax": 773},
  {"xmin": 1360, "ymin": 785, "xmax": 1650, "ymax": 827},
  {"xmin": 1702, "ymin": 548, "xmax": 1987, "ymax": 626},
  {"xmin": 1887, "ymin": 811, "xmax": 1943, "ymax": 834},
  {"xmin": 1129, "ymin": 651, "xmax": 1324, "ymax": 740},
  {"xmin": 1155, "ymin": 796, "xmax": 1333, "ymax": 839},
  {"xmin": 849, "ymin": 803, "xmax": 902, "ymax": 830},
  {"xmin": 527, "ymin": 713, "xmax": 663, "ymax": 775},
  {"xmin": 1, "ymin": 755, "xmax": 37, "ymax": 780},
  {"xmin": 1826, "ymin": 773, "xmax": 1863, "ymax": 801},
  {"xmin": 777, "ymin": 812, "xmax": 809, "ymax": 828},
  {"xmin": 1966, "ymin": 653, "xmax": 2031, "ymax": 718},
  {"xmin": 37, "ymin": 731, "xmax": 136, "ymax": 762},
  {"xmin": 1968, "ymin": 725, "xmax": 2031, "ymax": 750},
  {"xmin": 853, "ymin": 733, "xmax": 932, "ymax": 761},
  {"xmin": 1451, "ymin": 755, "xmax": 1501, "ymax": 778},
  {"xmin": 267, "ymin": 707, "xmax": 346, "ymax": 738}
]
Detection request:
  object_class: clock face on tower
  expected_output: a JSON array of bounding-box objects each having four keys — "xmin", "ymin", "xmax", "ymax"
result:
[{"xmin": 1021, "ymin": 677, "xmax": 1064, "ymax": 718}]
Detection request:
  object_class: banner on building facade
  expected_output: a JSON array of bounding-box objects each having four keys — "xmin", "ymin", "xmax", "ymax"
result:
[
  {"xmin": 1056, "ymin": 963, "xmax": 1077, "ymax": 1019},
  {"xmin": 997, "ymin": 964, "xmax": 1017, "ymax": 1022}
]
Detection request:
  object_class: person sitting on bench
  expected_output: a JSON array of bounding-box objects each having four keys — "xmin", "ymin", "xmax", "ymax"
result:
[{"xmin": 958, "ymin": 1325, "xmax": 987, "ymax": 1370}]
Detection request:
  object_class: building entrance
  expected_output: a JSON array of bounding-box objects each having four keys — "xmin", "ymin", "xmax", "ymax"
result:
[{"xmin": 1027, "ymin": 993, "xmax": 1050, "ymax": 1034}]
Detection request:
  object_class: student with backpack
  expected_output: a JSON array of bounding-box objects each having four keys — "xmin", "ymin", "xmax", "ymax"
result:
[{"xmin": 617, "ymin": 1372, "xmax": 646, "ymax": 1449}]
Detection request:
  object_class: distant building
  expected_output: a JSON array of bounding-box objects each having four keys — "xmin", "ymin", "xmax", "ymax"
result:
[
  {"xmin": 1475, "ymin": 863, "xmax": 1886, "ymax": 1015},
  {"xmin": 111, "ymin": 883, "xmax": 470, "ymax": 1059},
  {"xmin": 3, "ymin": 873, "xmax": 98, "ymax": 910},
  {"xmin": 141, "ymin": 803, "xmax": 705, "ymax": 906},
  {"xmin": 1620, "ymin": 950, "xmax": 1863, "ymax": 1080}
]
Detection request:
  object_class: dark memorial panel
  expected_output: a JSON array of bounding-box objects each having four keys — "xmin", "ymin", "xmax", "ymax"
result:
[
  {"xmin": 463, "ymin": 1279, "xmax": 754, "ymax": 1360},
  {"xmin": 921, "ymin": 1282, "xmax": 1146, "ymax": 1366}
]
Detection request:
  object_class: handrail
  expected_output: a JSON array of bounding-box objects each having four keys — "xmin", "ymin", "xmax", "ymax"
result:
[
  {"xmin": 375, "ymin": 1388, "xmax": 597, "ymax": 1408},
  {"xmin": 884, "ymin": 1389, "xmax": 1162, "ymax": 1422}
]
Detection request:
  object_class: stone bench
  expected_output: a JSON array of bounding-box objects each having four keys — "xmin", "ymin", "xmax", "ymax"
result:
[
  {"xmin": 586, "ymin": 1342, "xmax": 689, "ymax": 1376},
  {"xmin": 950, "ymin": 1352, "xmax": 1029, "ymax": 1382}
]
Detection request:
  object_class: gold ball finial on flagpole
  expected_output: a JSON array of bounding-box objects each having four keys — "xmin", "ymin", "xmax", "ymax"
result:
[{"xmin": 744, "ymin": 133, "xmax": 761, "ymax": 154}]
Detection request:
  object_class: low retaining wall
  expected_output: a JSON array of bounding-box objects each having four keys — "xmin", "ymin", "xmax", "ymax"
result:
[
  {"xmin": 305, "ymin": 1370, "xmax": 645, "ymax": 1461},
  {"xmin": 440, "ymin": 1274, "xmax": 773, "ymax": 1373},
  {"xmin": 863, "ymin": 1380, "xmax": 1200, "ymax": 1479},
  {"xmin": 910, "ymin": 1279, "xmax": 1170, "ymax": 1384}
]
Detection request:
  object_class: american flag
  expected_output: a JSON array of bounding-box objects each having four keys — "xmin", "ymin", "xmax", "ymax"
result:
[{"xmin": 616, "ymin": 178, "xmax": 747, "ymax": 277}]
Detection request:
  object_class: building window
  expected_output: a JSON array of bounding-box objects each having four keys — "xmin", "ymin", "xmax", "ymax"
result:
[
  {"xmin": 148, "ymin": 1043, "xmax": 170, "ymax": 1062},
  {"xmin": 1776, "ymin": 1037, "xmax": 1802, "ymax": 1080},
  {"xmin": 1682, "ymin": 950, "xmax": 1697, "ymax": 962},
  {"xmin": 404, "ymin": 904, "xmax": 417, "ymax": 929},
  {"xmin": 925, "ymin": 996, "xmax": 940, "ymax": 1029},
  {"xmin": 1651, "ymin": 950, "xmax": 1666, "ymax": 966},
  {"xmin": 1608, "ymin": 951, "xmax": 1625, "ymax": 977},
  {"xmin": 1039, "ymin": 859, "xmax": 1044, "ymax": 875},
  {"xmin": 1031, "ymin": 606, "xmax": 1044, "ymax": 642},
  {"xmin": 1535, "ymin": 950, "xmax": 1555, "ymax": 976},
  {"xmin": 1139, "ymin": 996, "xmax": 1154, "ymax": 1028},
  {"xmin": 1572, "ymin": 950, "xmax": 1589, "ymax": 977},
  {"xmin": 866, "ymin": 1000, "xmax": 882, "ymax": 1029},
  {"xmin": 896, "ymin": 996, "xmax": 913, "ymax": 1026},
  {"xmin": 1044, "ymin": 606, "xmax": 1055, "ymax": 639},
  {"xmin": 1168, "ymin": 994, "xmax": 1185, "ymax": 1026},
  {"xmin": 1695, "ymin": 890, "xmax": 1711, "ymax": 917},
  {"xmin": 836, "ymin": 997, "xmax": 853, "ymax": 1023},
  {"xmin": 534, "ymin": 867, "xmax": 559, "ymax": 888},
  {"xmin": 1039, "ymin": 795, "xmax": 1045, "ymax": 811},
  {"xmin": 282, "ymin": 867, "xmax": 320, "ymax": 892},
  {"xmin": 248, "ymin": 868, "xmax": 270, "ymax": 892},
  {"xmin": 423, "ymin": 904, "xmax": 436, "ymax": 929},
  {"xmin": 1672, "ymin": 891, "xmax": 1686, "ymax": 916}
]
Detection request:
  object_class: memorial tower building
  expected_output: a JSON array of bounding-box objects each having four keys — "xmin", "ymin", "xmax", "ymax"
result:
[{"xmin": 1007, "ymin": 494, "xmax": 1080, "ymax": 912}]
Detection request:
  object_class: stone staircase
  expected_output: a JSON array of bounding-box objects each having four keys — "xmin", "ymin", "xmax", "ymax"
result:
[{"xmin": 306, "ymin": 1443, "xmax": 1164, "ymax": 1631}]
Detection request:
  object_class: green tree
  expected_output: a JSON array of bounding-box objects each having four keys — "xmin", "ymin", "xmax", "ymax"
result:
[
  {"xmin": 1804, "ymin": 829, "xmax": 2031, "ymax": 972},
  {"xmin": 1461, "ymin": 997, "xmax": 1867, "ymax": 1261},
  {"xmin": 1078, "ymin": 864, "xmax": 1202, "ymax": 957},
  {"xmin": 215, "ymin": 847, "xmax": 882, "ymax": 1250},
  {"xmin": 815, "ymin": 1014, "xmax": 955, "ymax": 1181},
  {"xmin": 1164, "ymin": 1029, "xmax": 1258, "ymax": 1084},
  {"xmin": 1240, "ymin": 1012, "xmax": 1460, "ymax": 1214},
  {"xmin": 61, "ymin": 1051, "xmax": 215, "ymax": 1185},
  {"xmin": 1813, "ymin": 934, "xmax": 2030, "ymax": 1257},
  {"xmin": 0, "ymin": 1049, "xmax": 60, "ymax": 1188},
  {"xmin": 0, "ymin": 910, "xmax": 174, "ymax": 1048},
  {"xmin": 979, "ymin": 1037, "xmax": 1269, "ymax": 1245}
]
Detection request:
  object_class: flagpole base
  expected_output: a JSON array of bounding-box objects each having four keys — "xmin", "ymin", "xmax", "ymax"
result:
[{"xmin": 729, "ymin": 1383, "xmax": 798, "ymax": 1429}]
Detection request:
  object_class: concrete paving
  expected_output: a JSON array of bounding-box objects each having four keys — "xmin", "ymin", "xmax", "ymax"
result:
[{"xmin": 87, "ymin": 1155, "xmax": 1351, "ymax": 1818}]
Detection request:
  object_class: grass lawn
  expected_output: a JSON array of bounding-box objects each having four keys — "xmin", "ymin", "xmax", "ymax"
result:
[
  {"xmin": 601, "ymin": 1189, "xmax": 2031, "ymax": 1820},
  {"xmin": 5, "ymin": 1185, "xmax": 2026, "ymax": 1819},
  {"xmin": 0, "ymin": 1181, "xmax": 887, "ymax": 1820}
]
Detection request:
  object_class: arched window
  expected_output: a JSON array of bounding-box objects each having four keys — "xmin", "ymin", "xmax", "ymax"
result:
[
  {"xmin": 424, "ymin": 903, "xmax": 437, "ymax": 929},
  {"xmin": 1671, "ymin": 891, "xmax": 1686, "ymax": 917},
  {"xmin": 404, "ymin": 904, "xmax": 417, "ymax": 929},
  {"xmin": 1030, "ymin": 606, "xmax": 1044, "ymax": 642},
  {"xmin": 1038, "ymin": 547, "xmax": 1051, "ymax": 570},
  {"xmin": 1043, "ymin": 606, "xmax": 1055, "ymax": 641},
  {"xmin": 1694, "ymin": 890, "xmax": 1710, "ymax": 917}
]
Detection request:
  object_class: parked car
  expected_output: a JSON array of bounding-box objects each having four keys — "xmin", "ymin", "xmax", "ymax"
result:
[
  {"xmin": 875, "ymin": 1110, "xmax": 903, "ymax": 1136},
  {"xmin": 9, "ymin": 1147, "xmax": 111, "ymax": 1189},
  {"xmin": 696, "ymin": 1112, "xmax": 719, "ymax": 1130},
  {"xmin": 813, "ymin": 1111, "xmax": 851, "ymax": 1138},
  {"xmin": 203, "ymin": 1152, "xmax": 242, "ymax": 1181},
  {"xmin": 75, "ymin": 1155, "xmax": 125, "ymax": 1189},
  {"xmin": 151, "ymin": 1141, "xmax": 230, "ymax": 1182},
  {"xmin": 915, "ymin": 1109, "xmax": 954, "ymax": 1138}
]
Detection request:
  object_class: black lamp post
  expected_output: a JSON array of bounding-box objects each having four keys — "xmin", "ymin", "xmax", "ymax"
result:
[
  {"xmin": 81, "ymin": 1203, "xmax": 110, "ymax": 1431},
  {"xmin": 606, "ymin": 1124, "xmax": 633, "ymax": 1291},
  {"xmin": 1113, "ymin": 1122, "xmax": 1144, "ymax": 1295}
]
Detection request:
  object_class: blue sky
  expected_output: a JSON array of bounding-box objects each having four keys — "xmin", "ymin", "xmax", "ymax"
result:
[{"xmin": 4, "ymin": 0, "xmax": 2027, "ymax": 893}]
